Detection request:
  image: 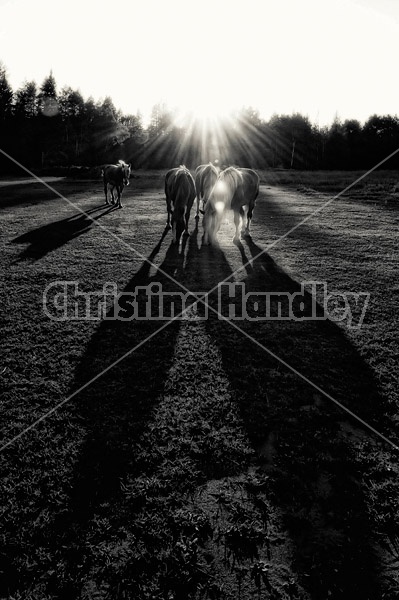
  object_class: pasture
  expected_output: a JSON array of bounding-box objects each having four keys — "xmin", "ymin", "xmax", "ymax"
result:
[{"xmin": 1, "ymin": 170, "xmax": 399, "ymax": 599}]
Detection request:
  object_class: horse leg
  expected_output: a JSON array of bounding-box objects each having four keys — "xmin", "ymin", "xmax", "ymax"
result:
[
  {"xmin": 166, "ymin": 197, "xmax": 172, "ymax": 229},
  {"xmin": 172, "ymin": 218, "xmax": 177, "ymax": 244},
  {"xmin": 203, "ymin": 219, "xmax": 212, "ymax": 245},
  {"xmin": 202, "ymin": 211, "xmax": 210, "ymax": 245},
  {"xmin": 104, "ymin": 183, "xmax": 109, "ymax": 205},
  {"xmin": 117, "ymin": 185, "xmax": 123, "ymax": 209},
  {"xmin": 245, "ymin": 202, "xmax": 254, "ymax": 235},
  {"xmin": 233, "ymin": 210, "xmax": 241, "ymax": 242},
  {"xmin": 240, "ymin": 206, "xmax": 248, "ymax": 235},
  {"xmin": 185, "ymin": 196, "xmax": 194, "ymax": 235}
]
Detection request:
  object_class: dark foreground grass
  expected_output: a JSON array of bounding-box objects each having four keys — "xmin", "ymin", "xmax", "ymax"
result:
[{"xmin": 1, "ymin": 170, "xmax": 399, "ymax": 599}]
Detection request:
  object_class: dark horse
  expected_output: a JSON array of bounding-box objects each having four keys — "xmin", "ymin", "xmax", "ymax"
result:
[
  {"xmin": 165, "ymin": 165, "xmax": 196, "ymax": 244},
  {"xmin": 101, "ymin": 160, "xmax": 131, "ymax": 208},
  {"xmin": 203, "ymin": 166, "xmax": 259, "ymax": 244},
  {"xmin": 194, "ymin": 162, "xmax": 219, "ymax": 217}
]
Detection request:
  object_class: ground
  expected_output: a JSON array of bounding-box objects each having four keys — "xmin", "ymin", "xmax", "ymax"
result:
[{"xmin": 1, "ymin": 170, "xmax": 399, "ymax": 599}]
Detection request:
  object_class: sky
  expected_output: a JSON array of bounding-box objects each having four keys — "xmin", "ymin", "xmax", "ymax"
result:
[{"xmin": 1, "ymin": 0, "xmax": 399, "ymax": 127}]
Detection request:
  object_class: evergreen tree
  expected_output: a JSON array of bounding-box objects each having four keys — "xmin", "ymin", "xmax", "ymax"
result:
[
  {"xmin": 0, "ymin": 62, "xmax": 13, "ymax": 121},
  {"xmin": 38, "ymin": 71, "xmax": 58, "ymax": 116},
  {"xmin": 14, "ymin": 81, "xmax": 38, "ymax": 118}
]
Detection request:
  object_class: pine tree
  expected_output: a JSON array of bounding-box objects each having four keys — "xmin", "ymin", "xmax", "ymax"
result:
[
  {"xmin": 14, "ymin": 81, "xmax": 38, "ymax": 118},
  {"xmin": 0, "ymin": 62, "xmax": 13, "ymax": 121},
  {"xmin": 38, "ymin": 71, "xmax": 58, "ymax": 116}
]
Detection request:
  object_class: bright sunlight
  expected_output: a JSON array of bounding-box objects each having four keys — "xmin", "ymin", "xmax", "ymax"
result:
[{"xmin": 2, "ymin": 0, "xmax": 399, "ymax": 126}]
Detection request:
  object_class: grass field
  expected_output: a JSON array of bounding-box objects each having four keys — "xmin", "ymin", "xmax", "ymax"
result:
[{"xmin": 1, "ymin": 169, "xmax": 399, "ymax": 599}]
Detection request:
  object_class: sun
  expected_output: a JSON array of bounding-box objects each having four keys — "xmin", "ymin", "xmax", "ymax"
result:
[
  {"xmin": 188, "ymin": 102, "xmax": 224, "ymax": 123},
  {"xmin": 175, "ymin": 102, "xmax": 235, "ymax": 134}
]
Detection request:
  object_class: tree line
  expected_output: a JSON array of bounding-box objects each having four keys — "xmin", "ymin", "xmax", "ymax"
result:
[{"xmin": 1, "ymin": 65, "xmax": 399, "ymax": 174}]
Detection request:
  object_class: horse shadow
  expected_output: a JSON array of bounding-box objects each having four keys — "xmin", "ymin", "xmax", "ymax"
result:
[
  {"xmin": 192, "ymin": 233, "xmax": 386, "ymax": 598},
  {"xmin": 39, "ymin": 221, "xmax": 388, "ymax": 598},
  {"xmin": 11, "ymin": 204, "xmax": 115, "ymax": 261},
  {"xmin": 46, "ymin": 229, "xmax": 188, "ymax": 593}
]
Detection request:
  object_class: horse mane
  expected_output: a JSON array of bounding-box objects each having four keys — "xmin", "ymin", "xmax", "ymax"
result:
[
  {"xmin": 199, "ymin": 164, "xmax": 218, "ymax": 196},
  {"xmin": 175, "ymin": 166, "xmax": 191, "ymax": 187},
  {"xmin": 117, "ymin": 159, "xmax": 129, "ymax": 168},
  {"xmin": 207, "ymin": 167, "xmax": 242, "ymax": 210},
  {"xmin": 221, "ymin": 166, "xmax": 242, "ymax": 189}
]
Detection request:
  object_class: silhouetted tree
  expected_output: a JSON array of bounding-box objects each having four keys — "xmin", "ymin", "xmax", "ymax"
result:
[
  {"xmin": 324, "ymin": 117, "xmax": 348, "ymax": 169},
  {"xmin": 38, "ymin": 71, "xmax": 58, "ymax": 117},
  {"xmin": 120, "ymin": 113, "xmax": 144, "ymax": 139},
  {"xmin": 0, "ymin": 62, "xmax": 14, "ymax": 121},
  {"xmin": 268, "ymin": 114, "xmax": 314, "ymax": 168},
  {"xmin": 0, "ymin": 63, "xmax": 15, "ymax": 172},
  {"xmin": 343, "ymin": 119, "xmax": 362, "ymax": 169},
  {"xmin": 362, "ymin": 114, "xmax": 399, "ymax": 168},
  {"xmin": 58, "ymin": 87, "xmax": 85, "ymax": 160},
  {"xmin": 4, "ymin": 58, "xmax": 399, "ymax": 173},
  {"xmin": 14, "ymin": 81, "xmax": 38, "ymax": 118}
]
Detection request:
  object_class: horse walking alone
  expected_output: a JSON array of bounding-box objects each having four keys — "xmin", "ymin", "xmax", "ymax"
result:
[{"xmin": 102, "ymin": 160, "xmax": 131, "ymax": 208}]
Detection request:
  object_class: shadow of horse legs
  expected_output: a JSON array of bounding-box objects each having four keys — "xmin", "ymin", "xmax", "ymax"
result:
[
  {"xmin": 46, "ymin": 233, "xmax": 187, "ymax": 594},
  {"xmin": 197, "ymin": 235, "xmax": 385, "ymax": 598},
  {"xmin": 12, "ymin": 205, "xmax": 116, "ymax": 261}
]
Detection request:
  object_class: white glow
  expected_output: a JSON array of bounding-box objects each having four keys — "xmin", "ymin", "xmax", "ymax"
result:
[
  {"xmin": 2, "ymin": 0, "xmax": 399, "ymax": 126},
  {"xmin": 215, "ymin": 181, "xmax": 227, "ymax": 194},
  {"xmin": 215, "ymin": 201, "xmax": 225, "ymax": 214}
]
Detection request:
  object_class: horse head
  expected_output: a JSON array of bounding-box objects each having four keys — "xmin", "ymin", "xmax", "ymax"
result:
[{"xmin": 118, "ymin": 160, "xmax": 131, "ymax": 186}]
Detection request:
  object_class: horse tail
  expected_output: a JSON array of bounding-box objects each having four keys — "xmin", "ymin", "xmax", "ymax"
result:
[
  {"xmin": 172, "ymin": 170, "xmax": 191, "ymax": 242},
  {"xmin": 198, "ymin": 168, "xmax": 206, "ymax": 199},
  {"xmin": 255, "ymin": 173, "xmax": 260, "ymax": 199},
  {"xmin": 199, "ymin": 165, "xmax": 217, "ymax": 200}
]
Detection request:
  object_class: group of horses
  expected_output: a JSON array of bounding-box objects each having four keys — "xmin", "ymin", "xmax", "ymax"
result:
[
  {"xmin": 102, "ymin": 160, "xmax": 260, "ymax": 245},
  {"xmin": 166, "ymin": 163, "xmax": 260, "ymax": 245}
]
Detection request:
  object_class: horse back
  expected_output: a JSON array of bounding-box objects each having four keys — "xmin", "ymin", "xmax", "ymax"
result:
[
  {"xmin": 103, "ymin": 164, "xmax": 122, "ymax": 187},
  {"xmin": 239, "ymin": 168, "xmax": 260, "ymax": 201},
  {"xmin": 165, "ymin": 167, "xmax": 195, "ymax": 214},
  {"xmin": 195, "ymin": 163, "xmax": 218, "ymax": 198}
]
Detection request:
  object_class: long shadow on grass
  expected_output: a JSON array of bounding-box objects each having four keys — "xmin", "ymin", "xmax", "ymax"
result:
[
  {"xmin": 15, "ymin": 220, "xmax": 389, "ymax": 598},
  {"xmin": 192, "ymin": 233, "xmax": 386, "ymax": 598},
  {"xmin": 11, "ymin": 204, "xmax": 115, "ymax": 261},
  {"xmin": 43, "ymin": 229, "xmax": 191, "ymax": 597}
]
